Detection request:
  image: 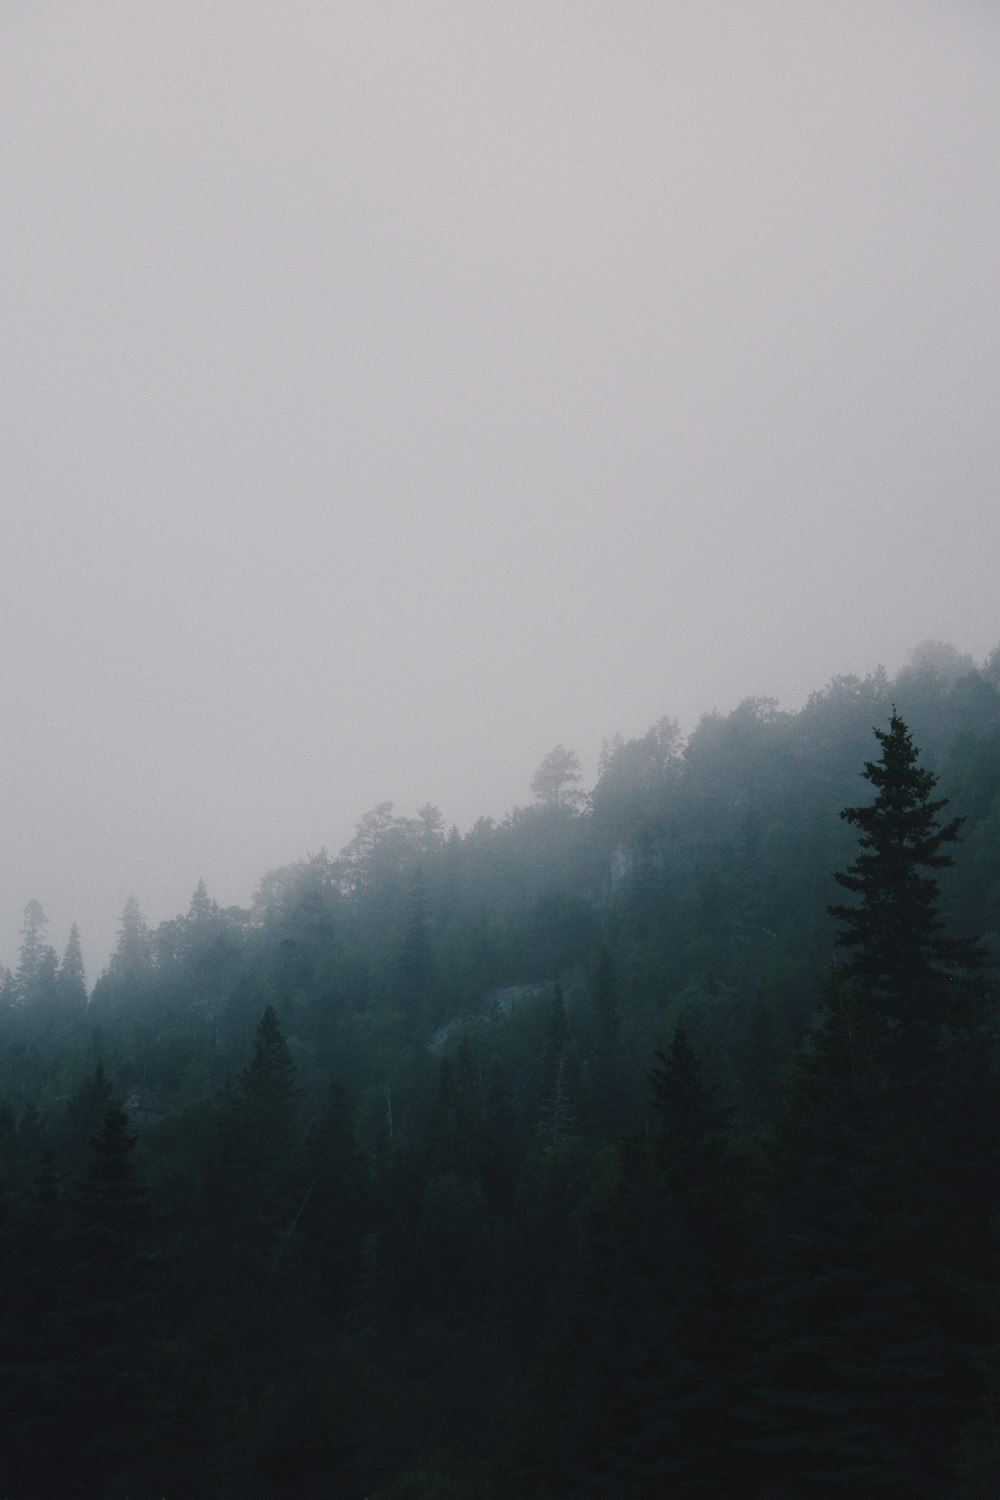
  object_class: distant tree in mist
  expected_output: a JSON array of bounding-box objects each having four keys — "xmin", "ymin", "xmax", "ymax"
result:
[
  {"xmin": 15, "ymin": 899, "xmax": 51, "ymax": 996},
  {"xmin": 900, "ymin": 638, "xmax": 976, "ymax": 684},
  {"xmin": 58, "ymin": 923, "xmax": 88, "ymax": 1014},
  {"xmin": 531, "ymin": 745, "xmax": 584, "ymax": 811},
  {"xmin": 591, "ymin": 715, "xmax": 682, "ymax": 838},
  {"xmin": 109, "ymin": 895, "xmax": 152, "ymax": 979}
]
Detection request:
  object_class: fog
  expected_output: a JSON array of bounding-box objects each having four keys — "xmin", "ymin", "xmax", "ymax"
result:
[{"xmin": 2, "ymin": 1, "xmax": 998, "ymax": 976}]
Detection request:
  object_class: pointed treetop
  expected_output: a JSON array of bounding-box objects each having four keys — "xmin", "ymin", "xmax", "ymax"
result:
[
  {"xmin": 188, "ymin": 879, "xmax": 219, "ymax": 925},
  {"xmin": 241, "ymin": 1005, "xmax": 296, "ymax": 1098},
  {"xmin": 649, "ymin": 1015, "xmax": 708, "ymax": 1139},
  {"xmin": 61, "ymin": 924, "xmax": 87, "ymax": 990},
  {"xmin": 16, "ymin": 899, "xmax": 49, "ymax": 987},
  {"xmin": 109, "ymin": 896, "xmax": 152, "ymax": 979},
  {"xmin": 829, "ymin": 710, "xmax": 982, "ymax": 1028}
]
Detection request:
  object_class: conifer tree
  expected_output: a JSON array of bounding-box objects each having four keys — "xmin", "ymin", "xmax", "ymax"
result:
[
  {"xmin": 57, "ymin": 923, "xmax": 88, "ymax": 1018},
  {"xmin": 15, "ymin": 899, "xmax": 59, "ymax": 1013},
  {"xmin": 15, "ymin": 899, "xmax": 49, "ymax": 997},
  {"xmin": 61, "ymin": 1102, "xmax": 150, "ymax": 1495},
  {"xmin": 237, "ymin": 1003, "xmax": 300, "ymax": 1188},
  {"xmin": 829, "ymin": 709, "xmax": 983, "ymax": 1067},
  {"xmin": 109, "ymin": 895, "xmax": 152, "ymax": 981},
  {"xmin": 760, "ymin": 713, "xmax": 997, "ymax": 1497},
  {"xmin": 566, "ymin": 1019, "xmax": 751, "ymax": 1495}
]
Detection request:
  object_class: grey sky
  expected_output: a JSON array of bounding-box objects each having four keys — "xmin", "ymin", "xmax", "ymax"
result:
[{"xmin": 2, "ymin": 1, "xmax": 998, "ymax": 977}]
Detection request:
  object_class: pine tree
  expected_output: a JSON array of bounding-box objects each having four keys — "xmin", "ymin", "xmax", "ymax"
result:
[
  {"xmin": 108, "ymin": 895, "xmax": 152, "ymax": 981},
  {"xmin": 302, "ymin": 1077, "xmax": 370, "ymax": 1319},
  {"xmin": 15, "ymin": 899, "xmax": 59, "ymax": 1013},
  {"xmin": 829, "ymin": 709, "xmax": 983, "ymax": 1067},
  {"xmin": 57, "ymin": 1062, "xmax": 115, "ymax": 1175},
  {"xmin": 15, "ymin": 899, "xmax": 49, "ymax": 998},
  {"xmin": 237, "ymin": 1003, "xmax": 300, "ymax": 1183},
  {"xmin": 758, "ymin": 714, "xmax": 997, "ymax": 1497},
  {"xmin": 564, "ymin": 1019, "xmax": 751, "ymax": 1495},
  {"xmin": 59, "ymin": 1103, "xmax": 151, "ymax": 1495},
  {"xmin": 57, "ymin": 923, "xmax": 88, "ymax": 1018},
  {"xmin": 649, "ymin": 1016, "xmax": 710, "ymax": 1182}
]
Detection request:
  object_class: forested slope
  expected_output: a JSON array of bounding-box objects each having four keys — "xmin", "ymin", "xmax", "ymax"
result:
[{"xmin": 1, "ymin": 644, "xmax": 999, "ymax": 1497}]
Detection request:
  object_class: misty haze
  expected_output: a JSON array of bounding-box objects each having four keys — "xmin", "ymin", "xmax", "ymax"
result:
[{"xmin": 1, "ymin": 3, "xmax": 999, "ymax": 1496}]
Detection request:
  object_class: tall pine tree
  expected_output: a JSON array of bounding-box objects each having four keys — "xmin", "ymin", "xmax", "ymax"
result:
[
  {"xmin": 829, "ymin": 709, "xmax": 984, "ymax": 1073},
  {"xmin": 761, "ymin": 712, "xmax": 997, "ymax": 1497}
]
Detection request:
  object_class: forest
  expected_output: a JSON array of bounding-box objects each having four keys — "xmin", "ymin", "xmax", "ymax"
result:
[{"xmin": 1, "ymin": 639, "xmax": 1000, "ymax": 1499}]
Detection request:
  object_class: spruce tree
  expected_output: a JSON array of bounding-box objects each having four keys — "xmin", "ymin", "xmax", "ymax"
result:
[
  {"xmin": 230, "ymin": 1005, "xmax": 305, "ymax": 1279},
  {"xmin": 829, "ymin": 709, "xmax": 983, "ymax": 1066},
  {"xmin": 59, "ymin": 1103, "xmax": 151, "ymax": 1496},
  {"xmin": 57, "ymin": 923, "xmax": 88, "ymax": 1020},
  {"xmin": 15, "ymin": 899, "xmax": 50, "ymax": 1001},
  {"xmin": 760, "ymin": 713, "xmax": 997, "ymax": 1497},
  {"xmin": 565, "ymin": 1020, "xmax": 751, "ymax": 1495}
]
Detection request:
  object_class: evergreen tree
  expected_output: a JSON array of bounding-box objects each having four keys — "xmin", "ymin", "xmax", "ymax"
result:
[
  {"xmin": 57, "ymin": 1062, "xmax": 116, "ymax": 1176},
  {"xmin": 2, "ymin": 1141, "xmax": 71, "ymax": 1499},
  {"xmin": 236, "ymin": 1003, "xmax": 300, "ymax": 1191},
  {"xmin": 59, "ymin": 1102, "xmax": 151, "ymax": 1496},
  {"xmin": 15, "ymin": 899, "xmax": 49, "ymax": 997},
  {"xmin": 760, "ymin": 714, "xmax": 997, "ymax": 1497},
  {"xmin": 424, "ymin": 1042, "xmax": 478, "ymax": 1180},
  {"xmin": 15, "ymin": 899, "xmax": 59, "ymax": 1014},
  {"xmin": 553, "ymin": 1019, "xmax": 752, "ymax": 1495},
  {"xmin": 648, "ymin": 1015, "xmax": 711, "ymax": 1180},
  {"xmin": 108, "ymin": 895, "xmax": 153, "ymax": 982},
  {"xmin": 829, "ymin": 709, "xmax": 983, "ymax": 1067},
  {"xmin": 57, "ymin": 923, "xmax": 88, "ymax": 1018}
]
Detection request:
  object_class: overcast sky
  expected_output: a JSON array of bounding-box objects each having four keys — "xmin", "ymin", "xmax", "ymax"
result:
[{"xmin": 2, "ymin": 1, "xmax": 998, "ymax": 978}]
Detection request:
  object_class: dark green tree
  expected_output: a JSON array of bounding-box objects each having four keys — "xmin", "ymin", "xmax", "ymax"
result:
[
  {"xmin": 57, "ymin": 1103, "xmax": 151, "ymax": 1496},
  {"xmin": 759, "ymin": 714, "xmax": 997, "ymax": 1497},
  {"xmin": 548, "ymin": 1018, "xmax": 751, "ymax": 1496},
  {"xmin": 649, "ymin": 1016, "xmax": 710, "ymax": 1175},
  {"xmin": 829, "ymin": 710, "xmax": 983, "ymax": 1052},
  {"xmin": 236, "ymin": 1003, "xmax": 300, "ymax": 1193},
  {"xmin": 56, "ymin": 1062, "xmax": 116, "ymax": 1176}
]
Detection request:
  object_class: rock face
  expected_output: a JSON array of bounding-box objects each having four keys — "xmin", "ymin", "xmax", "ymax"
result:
[{"xmin": 428, "ymin": 982, "xmax": 556, "ymax": 1054}]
